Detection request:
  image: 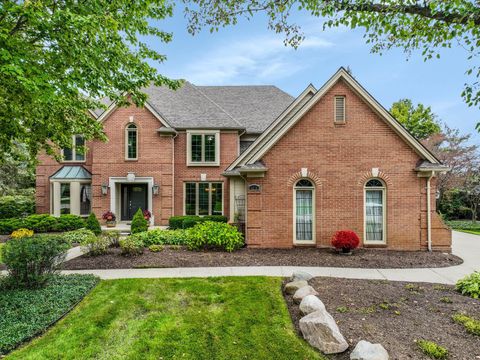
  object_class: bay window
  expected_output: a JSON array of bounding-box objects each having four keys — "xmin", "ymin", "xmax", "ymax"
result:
[{"xmin": 185, "ymin": 182, "xmax": 223, "ymax": 216}]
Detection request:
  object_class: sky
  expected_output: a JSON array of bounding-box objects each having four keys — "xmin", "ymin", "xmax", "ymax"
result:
[{"xmin": 146, "ymin": 4, "xmax": 480, "ymax": 145}]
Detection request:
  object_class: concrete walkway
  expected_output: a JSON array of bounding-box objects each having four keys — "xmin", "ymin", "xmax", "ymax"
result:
[{"xmin": 61, "ymin": 231, "xmax": 480, "ymax": 284}]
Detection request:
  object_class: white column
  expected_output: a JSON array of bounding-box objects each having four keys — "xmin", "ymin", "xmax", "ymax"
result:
[
  {"xmin": 70, "ymin": 182, "xmax": 81, "ymax": 215},
  {"xmin": 52, "ymin": 182, "xmax": 61, "ymax": 217}
]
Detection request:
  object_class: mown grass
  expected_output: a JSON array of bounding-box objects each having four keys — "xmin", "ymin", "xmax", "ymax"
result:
[
  {"xmin": 445, "ymin": 220, "xmax": 480, "ymax": 235},
  {"xmin": 7, "ymin": 277, "xmax": 324, "ymax": 360}
]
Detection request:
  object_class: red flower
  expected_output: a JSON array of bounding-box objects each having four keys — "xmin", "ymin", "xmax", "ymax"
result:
[
  {"xmin": 102, "ymin": 211, "xmax": 116, "ymax": 222},
  {"xmin": 143, "ymin": 209, "xmax": 152, "ymax": 220},
  {"xmin": 331, "ymin": 230, "xmax": 360, "ymax": 252}
]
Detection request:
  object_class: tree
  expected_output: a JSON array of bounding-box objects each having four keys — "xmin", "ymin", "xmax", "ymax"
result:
[
  {"xmin": 390, "ymin": 99, "xmax": 441, "ymax": 140},
  {"xmin": 0, "ymin": 143, "xmax": 35, "ymax": 195},
  {"xmin": 0, "ymin": 0, "xmax": 180, "ymax": 160},
  {"xmin": 184, "ymin": 1, "xmax": 480, "ymax": 113},
  {"xmin": 463, "ymin": 169, "xmax": 480, "ymax": 222}
]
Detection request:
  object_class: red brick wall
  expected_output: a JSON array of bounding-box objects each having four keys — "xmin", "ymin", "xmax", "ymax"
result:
[{"xmin": 245, "ymin": 79, "xmax": 451, "ymax": 251}]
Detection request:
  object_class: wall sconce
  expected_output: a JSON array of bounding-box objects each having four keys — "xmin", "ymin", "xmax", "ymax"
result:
[
  {"xmin": 101, "ymin": 183, "xmax": 109, "ymax": 195},
  {"xmin": 152, "ymin": 184, "xmax": 159, "ymax": 195}
]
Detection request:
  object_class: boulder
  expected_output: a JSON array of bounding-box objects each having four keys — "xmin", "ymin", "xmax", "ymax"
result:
[
  {"xmin": 299, "ymin": 309, "xmax": 349, "ymax": 354},
  {"xmin": 299, "ymin": 295, "xmax": 326, "ymax": 315},
  {"xmin": 350, "ymin": 340, "xmax": 389, "ymax": 360},
  {"xmin": 293, "ymin": 285, "xmax": 319, "ymax": 303},
  {"xmin": 291, "ymin": 271, "xmax": 314, "ymax": 282},
  {"xmin": 284, "ymin": 280, "xmax": 308, "ymax": 295}
]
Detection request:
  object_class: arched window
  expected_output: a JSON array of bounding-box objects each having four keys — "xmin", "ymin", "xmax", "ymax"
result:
[
  {"xmin": 294, "ymin": 179, "xmax": 315, "ymax": 243},
  {"xmin": 364, "ymin": 178, "xmax": 386, "ymax": 243},
  {"xmin": 125, "ymin": 123, "xmax": 138, "ymax": 160}
]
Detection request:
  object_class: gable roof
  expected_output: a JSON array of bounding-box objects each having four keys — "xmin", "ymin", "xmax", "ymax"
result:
[
  {"xmin": 92, "ymin": 82, "xmax": 294, "ymax": 134},
  {"xmin": 226, "ymin": 67, "xmax": 441, "ymax": 172}
]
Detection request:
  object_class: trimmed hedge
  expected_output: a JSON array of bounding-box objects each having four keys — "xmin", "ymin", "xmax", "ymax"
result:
[
  {"xmin": 0, "ymin": 214, "xmax": 85, "ymax": 235},
  {"xmin": 131, "ymin": 208, "xmax": 148, "ymax": 234},
  {"xmin": 0, "ymin": 195, "xmax": 35, "ymax": 219},
  {"xmin": 85, "ymin": 213, "xmax": 102, "ymax": 235},
  {"xmin": 168, "ymin": 215, "xmax": 228, "ymax": 230}
]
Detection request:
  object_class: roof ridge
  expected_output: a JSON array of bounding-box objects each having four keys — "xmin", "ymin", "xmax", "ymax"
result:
[{"xmin": 188, "ymin": 82, "xmax": 243, "ymax": 128}]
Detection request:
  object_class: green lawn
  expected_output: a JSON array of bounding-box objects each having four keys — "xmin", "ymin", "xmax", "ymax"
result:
[
  {"xmin": 7, "ymin": 277, "xmax": 324, "ymax": 360},
  {"xmin": 445, "ymin": 220, "xmax": 480, "ymax": 235}
]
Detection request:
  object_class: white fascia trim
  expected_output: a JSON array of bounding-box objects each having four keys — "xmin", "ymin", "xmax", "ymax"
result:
[
  {"xmin": 226, "ymin": 84, "xmax": 317, "ymax": 171},
  {"xmin": 236, "ymin": 68, "xmax": 440, "ymax": 167}
]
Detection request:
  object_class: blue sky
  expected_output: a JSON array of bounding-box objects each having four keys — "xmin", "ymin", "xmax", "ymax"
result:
[{"xmin": 148, "ymin": 5, "xmax": 480, "ymax": 144}]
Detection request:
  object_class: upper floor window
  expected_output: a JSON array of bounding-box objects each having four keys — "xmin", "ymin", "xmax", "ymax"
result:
[
  {"xmin": 125, "ymin": 123, "xmax": 138, "ymax": 160},
  {"xmin": 334, "ymin": 96, "xmax": 346, "ymax": 123},
  {"xmin": 187, "ymin": 130, "xmax": 219, "ymax": 166},
  {"xmin": 62, "ymin": 135, "xmax": 85, "ymax": 162}
]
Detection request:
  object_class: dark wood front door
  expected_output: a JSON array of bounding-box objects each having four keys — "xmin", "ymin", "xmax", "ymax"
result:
[{"xmin": 121, "ymin": 184, "xmax": 148, "ymax": 221}]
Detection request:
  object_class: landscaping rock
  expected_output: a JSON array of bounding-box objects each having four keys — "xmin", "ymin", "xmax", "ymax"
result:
[
  {"xmin": 299, "ymin": 295, "xmax": 326, "ymax": 315},
  {"xmin": 291, "ymin": 270, "xmax": 314, "ymax": 282},
  {"xmin": 293, "ymin": 285, "xmax": 319, "ymax": 303},
  {"xmin": 299, "ymin": 309, "xmax": 349, "ymax": 354},
  {"xmin": 284, "ymin": 280, "xmax": 308, "ymax": 295},
  {"xmin": 350, "ymin": 340, "xmax": 389, "ymax": 360}
]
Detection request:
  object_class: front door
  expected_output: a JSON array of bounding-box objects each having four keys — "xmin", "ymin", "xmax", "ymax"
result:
[{"xmin": 121, "ymin": 184, "xmax": 148, "ymax": 221}]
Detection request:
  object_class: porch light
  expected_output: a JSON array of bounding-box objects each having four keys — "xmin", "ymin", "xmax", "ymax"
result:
[
  {"xmin": 101, "ymin": 183, "xmax": 109, "ymax": 195},
  {"xmin": 153, "ymin": 184, "xmax": 159, "ymax": 195}
]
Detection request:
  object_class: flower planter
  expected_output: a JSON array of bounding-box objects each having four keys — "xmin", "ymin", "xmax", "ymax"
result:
[{"xmin": 106, "ymin": 221, "xmax": 116, "ymax": 228}]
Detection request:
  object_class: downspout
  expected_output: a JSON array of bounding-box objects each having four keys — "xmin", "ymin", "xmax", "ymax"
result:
[
  {"xmin": 426, "ymin": 171, "xmax": 435, "ymax": 252},
  {"xmin": 171, "ymin": 132, "xmax": 178, "ymax": 218}
]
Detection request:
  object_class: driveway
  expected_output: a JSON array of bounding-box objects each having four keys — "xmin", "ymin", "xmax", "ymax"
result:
[{"xmin": 61, "ymin": 231, "xmax": 479, "ymax": 284}]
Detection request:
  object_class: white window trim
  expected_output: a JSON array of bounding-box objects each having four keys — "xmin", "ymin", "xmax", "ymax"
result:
[
  {"xmin": 186, "ymin": 130, "xmax": 220, "ymax": 166},
  {"xmin": 183, "ymin": 182, "xmax": 224, "ymax": 216},
  {"xmin": 61, "ymin": 135, "xmax": 86, "ymax": 163},
  {"xmin": 334, "ymin": 95, "xmax": 346, "ymax": 123},
  {"xmin": 125, "ymin": 123, "xmax": 138, "ymax": 160},
  {"xmin": 49, "ymin": 179, "xmax": 92, "ymax": 217},
  {"xmin": 293, "ymin": 180, "xmax": 316, "ymax": 245},
  {"xmin": 363, "ymin": 180, "xmax": 387, "ymax": 245}
]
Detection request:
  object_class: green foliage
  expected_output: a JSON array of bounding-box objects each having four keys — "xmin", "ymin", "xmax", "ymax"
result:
[
  {"xmin": 456, "ymin": 271, "xmax": 480, "ymax": 299},
  {"xmin": 149, "ymin": 244, "xmax": 164, "ymax": 252},
  {"xmin": 452, "ymin": 313, "xmax": 480, "ymax": 336},
  {"xmin": 187, "ymin": 221, "xmax": 244, "ymax": 252},
  {"xmin": 130, "ymin": 229, "xmax": 189, "ymax": 247},
  {"xmin": 85, "ymin": 213, "xmax": 101, "ymax": 236},
  {"xmin": 102, "ymin": 230, "xmax": 121, "ymax": 247},
  {"xmin": 416, "ymin": 340, "xmax": 448, "ymax": 359},
  {"xmin": 1, "ymin": 235, "xmax": 70, "ymax": 288},
  {"xmin": 168, "ymin": 215, "xmax": 228, "ymax": 229},
  {"xmin": 439, "ymin": 189, "xmax": 471, "ymax": 220},
  {"xmin": 0, "ymin": 274, "xmax": 98, "ymax": 355},
  {"xmin": 119, "ymin": 236, "xmax": 144, "ymax": 256},
  {"xmin": 446, "ymin": 220, "xmax": 480, "ymax": 232},
  {"xmin": 0, "ymin": 0, "xmax": 181, "ymax": 159},
  {"xmin": 131, "ymin": 208, "xmax": 148, "ymax": 234},
  {"xmin": 0, "ymin": 214, "xmax": 85, "ymax": 234},
  {"xmin": 63, "ymin": 228, "xmax": 96, "ymax": 244},
  {"xmin": 80, "ymin": 235, "xmax": 110, "ymax": 257},
  {"xmin": 390, "ymin": 99, "xmax": 441, "ymax": 140},
  {"xmin": 0, "ymin": 195, "xmax": 35, "ymax": 219}
]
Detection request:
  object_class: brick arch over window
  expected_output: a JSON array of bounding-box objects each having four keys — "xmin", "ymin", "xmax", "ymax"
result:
[
  {"xmin": 287, "ymin": 170, "xmax": 323, "ymax": 187},
  {"xmin": 357, "ymin": 170, "xmax": 393, "ymax": 188}
]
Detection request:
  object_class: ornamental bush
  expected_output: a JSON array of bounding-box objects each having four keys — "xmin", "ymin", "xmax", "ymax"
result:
[
  {"xmin": 53, "ymin": 214, "xmax": 86, "ymax": 232},
  {"xmin": 10, "ymin": 228, "xmax": 34, "ymax": 239},
  {"xmin": 1, "ymin": 235, "xmax": 70, "ymax": 288},
  {"xmin": 119, "ymin": 236, "xmax": 144, "ymax": 256},
  {"xmin": 0, "ymin": 214, "xmax": 84, "ymax": 235},
  {"xmin": 80, "ymin": 234, "xmax": 110, "ymax": 256},
  {"xmin": 85, "ymin": 213, "xmax": 102, "ymax": 235},
  {"xmin": 130, "ymin": 229, "xmax": 188, "ymax": 247},
  {"xmin": 331, "ymin": 230, "xmax": 360, "ymax": 253},
  {"xmin": 102, "ymin": 230, "xmax": 121, "ymax": 247},
  {"xmin": 168, "ymin": 215, "xmax": 227, "ymax": 229},
  {"xmin": 131, "ymin": 208, "xmax": 148, "ymax": 234},
  {"xmin": 0, "ymin": 195, "xmax": 35, "ymax": 219},
  {"xmin": 456, "ymin": 271, "xmax": 480, "ymax": 299},
  {"xmin": 63, "ymin": 228, "xmax": 96, "ymax": 245},
  {"xmin": 187, "ymin": 221, "xmax": 244, "ymax": 252}
]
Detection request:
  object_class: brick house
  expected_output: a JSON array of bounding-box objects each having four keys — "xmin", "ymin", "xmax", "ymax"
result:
[{"xmin": 36, "ymin": 68, "xmax": 452, "ymax": 251}]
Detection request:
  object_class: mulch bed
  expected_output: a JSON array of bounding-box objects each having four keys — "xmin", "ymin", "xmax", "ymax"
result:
[
  {"xmin": 62, "ymin": 246, "xmax": 462, "ymax": 270},
  {"xmin": 284, "ymin": 277, "xmax": 480, "ymax": 360}
]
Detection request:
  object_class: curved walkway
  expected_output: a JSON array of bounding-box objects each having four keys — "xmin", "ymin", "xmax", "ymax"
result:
[{"xmin": 61, "ymin": 231, "xmax": 479, "ymax": 284}]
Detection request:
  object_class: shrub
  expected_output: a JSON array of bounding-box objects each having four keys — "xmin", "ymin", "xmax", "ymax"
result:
[
  {"xmin": 331, "ymin": 230, "xmax": 360, "ymax": 253},
  {"xmin": 168, "ymin": 216, "xmax": 186, "ymax": 230},
  {"xmin": 53, "ymin": 214, "xmax": 85, "ymax": 232},
  {"xmin": 182, "ymin": 216, "xmax": 204, "ymax": 229},
  {"xmin": 130, "ymin": 229, "xmax": 188, "ymax": 247},
  {"xmin": 131, "ymin": 208, "xmax": 148, "ymax": 234},
  {"xmin": 456, "ymin": 271, "xmax": 480, "ymax": 299},
  {"xmin": 80, "ymin": 234, "xmax": 110, "ymax": 256},
  {"xmin": 119, "ymin": 236, "xmax": 144, "ymax": 256},
  {"xmin": 63, "ymin": 228, "xmax": 96, "ymax": 245},
  {"xmin": 102, "ymin": 230, "xmax": 121, "ymax": 247},
  {"xmin": 203, "ymin": 215, "xmax": 228, "ymax": 223},
  {"xmin": 22, "ymin": 214, "xmax": 57, "ymax": 233},
  {"xmin": 85, "ymin": 213, "xmax": 102, "ymax": 235},
  {"xmin": 452, "ymin": 313, "xmax": 480, "ymax": 336},
  {"xmin": 168, "ymin": 215, "xmax": 228, "ymax": 230},
  {"xmin": 149, "ymin": 244, "xmax": 164, "ymax": 252},
  {"xmin": 0, "ymin": 195, "xmax": 35, "ymax": 219},
  {"xmin": 187, "ymin": 221, "xmax": 244, "ymax": 252},
  {"xmin": 10, "ymin": 228, "xmax": 34, "ymax": 239},
  {"xmin": 0, "ymin": 218, "xmax": 23, "ymax": 235},
  {"xmin": 416, "ymin": 340, "xmax": 448, "ymax": 359},
  {"xmin": 1, "ymin": 235, "xmax": 70, "ymax": 288},
  {"xmin": 0, "ymin": 214, "xmax": 84, "ymax": 235}
]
